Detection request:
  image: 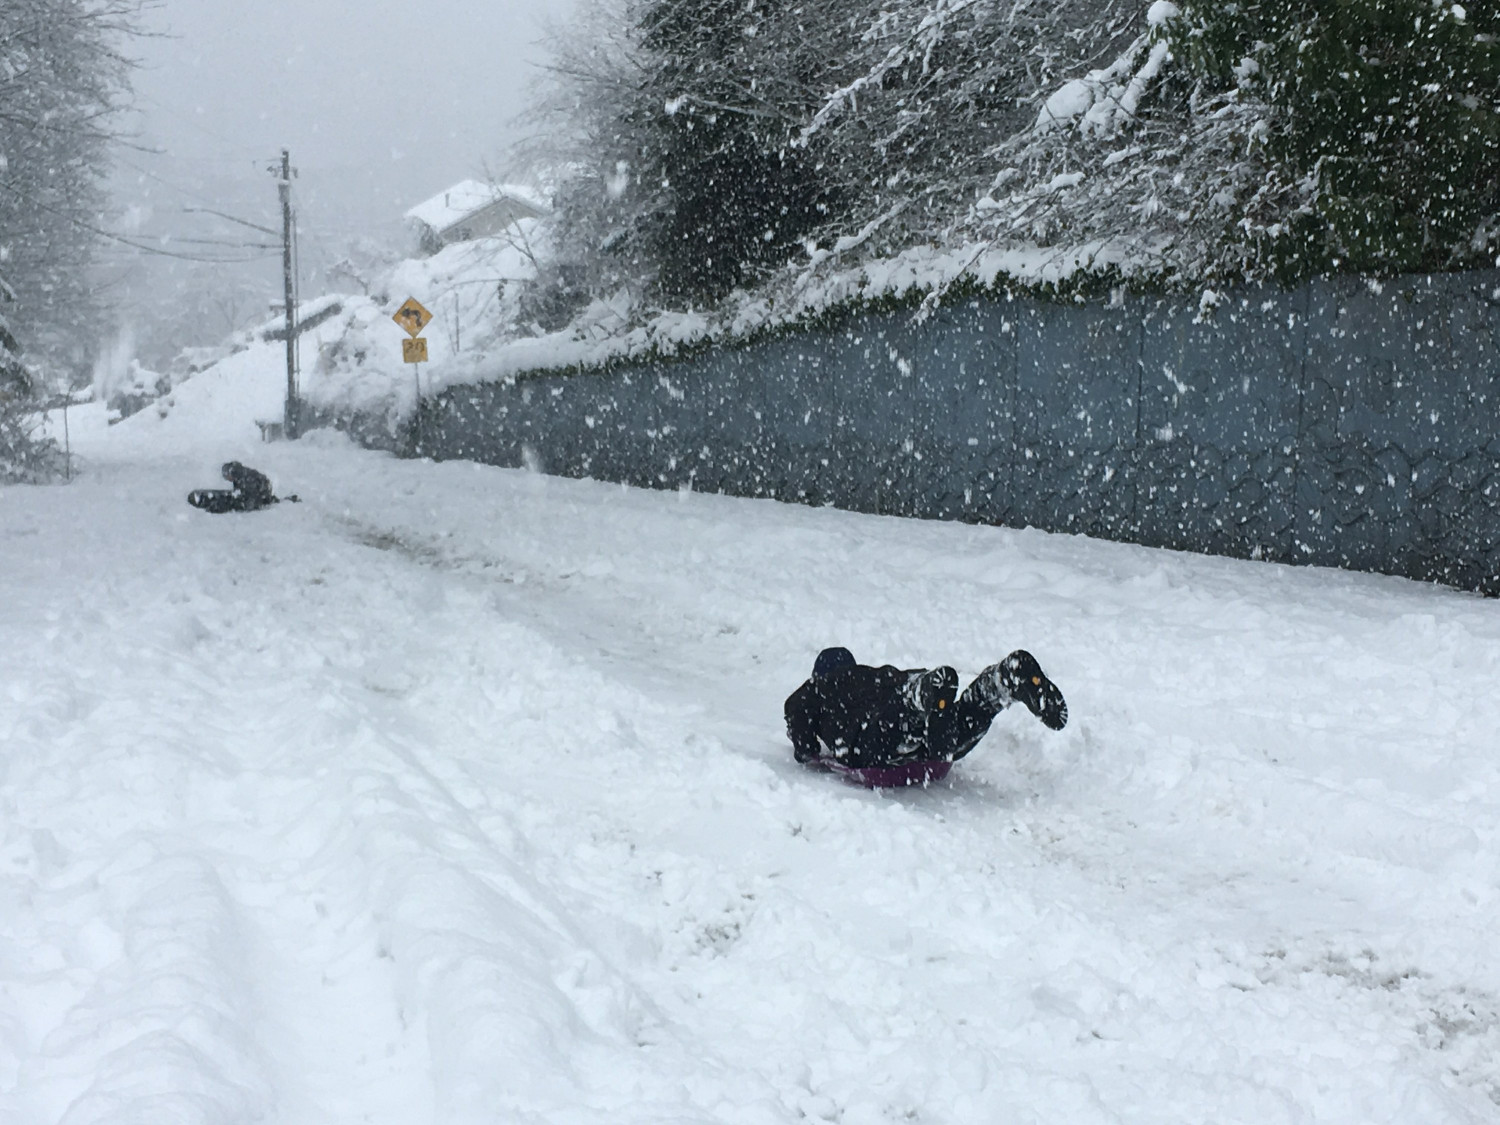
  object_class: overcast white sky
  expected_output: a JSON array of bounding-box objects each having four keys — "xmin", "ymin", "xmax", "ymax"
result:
[{"xmin": 120, "ymin": 0, "xmax": 573, "ymax": 249}]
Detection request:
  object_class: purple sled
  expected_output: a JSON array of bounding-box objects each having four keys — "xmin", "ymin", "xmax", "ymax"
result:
[{"xmin": 807, "ymin": 758, "xmax": 953, "ymax": 789}]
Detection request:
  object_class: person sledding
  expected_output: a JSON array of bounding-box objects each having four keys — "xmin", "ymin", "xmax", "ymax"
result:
[
  {"xmin": 188, "ymin": 461, "xmax": 298, "ymax": 513},
  {"xmin": 784, "ymin": 646, "xmax": 1068, "ymax": 787}
]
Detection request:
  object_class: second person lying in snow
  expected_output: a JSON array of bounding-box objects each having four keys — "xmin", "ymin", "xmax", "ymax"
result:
[{"xmin": 784, "ymin": 646, "xmax": 1067, "ymax": 785}]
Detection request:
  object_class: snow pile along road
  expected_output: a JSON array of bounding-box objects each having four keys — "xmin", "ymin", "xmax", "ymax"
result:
[{"xmin": 2, "ymin": 407, "xmax": 1500, "ymax": 1123}]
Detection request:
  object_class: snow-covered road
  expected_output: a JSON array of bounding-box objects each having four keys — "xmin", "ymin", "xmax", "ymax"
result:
[{"xmin": 4, "ymin": 416, "xmax": 1500, "ymax": 1123}]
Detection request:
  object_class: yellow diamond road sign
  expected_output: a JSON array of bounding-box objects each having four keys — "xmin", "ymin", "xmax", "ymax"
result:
[
  {"xmin": 393, "ymin": 297, "xmax": 432, "ymax": 338},
  {"xmin": 402, "ymin": 337, "xmax": 429, "ymax": 364}
]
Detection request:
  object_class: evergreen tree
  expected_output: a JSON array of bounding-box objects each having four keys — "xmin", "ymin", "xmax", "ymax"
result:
[
  {"xmin": 521, "ymin": 0, "xmax": 847, "ymax": 312},
  {"xmin": 632, "ymin": 0, "xmax": 840, "ymax": 303},
  {"xmin": 1170, "ymin": 0, "xmax": 1500, "ymax": 277}
]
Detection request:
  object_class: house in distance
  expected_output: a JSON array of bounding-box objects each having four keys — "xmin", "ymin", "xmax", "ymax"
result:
[{"xmin": 404, "ymin": 180, "xmax": 550, "ymax": 257}]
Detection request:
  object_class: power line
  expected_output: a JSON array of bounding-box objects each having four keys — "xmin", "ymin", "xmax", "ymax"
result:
[
  {"xmin": 112, "ymin": 156, "xmax": 292, "ymax": 247},
  {"xmin": 128, "ymin": 91, "xmax": 272, "ymax": 157},
  {"xmin": 168, "ymin": 236, "xmax": 282, "ymax": 250},
  {"xmin": 0, "ymin": 179, "xmax": 279, "ymax": 264},
  {"xmin": 181, "ymin": 206, "xmax": 280, "ymax": 237},
  {"xmin": 112, "ymin": 152, "xmax": 264, "ymax": 209}
]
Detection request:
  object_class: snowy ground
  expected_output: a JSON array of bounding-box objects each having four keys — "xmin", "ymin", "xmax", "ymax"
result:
[{"xmin": 4, "ymin": 383, "xmax": 1500, "ymax": 1124}]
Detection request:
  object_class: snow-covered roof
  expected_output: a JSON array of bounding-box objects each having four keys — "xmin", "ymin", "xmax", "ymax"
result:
[
  {"xmin": 404, "ymin": 180, "xmax": 549, "ymax": 233},
  {"xmin": 246, "ymin": 294, "xmax": 346, "ymax": 343}
]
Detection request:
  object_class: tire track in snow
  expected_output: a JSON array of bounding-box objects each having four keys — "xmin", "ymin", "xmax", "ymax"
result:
[{"xmin": 218, "ymin": 516, "xmax": 765, "ymax": 1117}]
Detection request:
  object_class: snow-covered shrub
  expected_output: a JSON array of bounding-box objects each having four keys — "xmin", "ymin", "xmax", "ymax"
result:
[
  {"xmin": 0, "ymin": 406, "xmax": 65, "ymax": 484},
  {"xmin": 0, "ymin": 348, "xmax": 64, "ymax": 484},
  {"xmin": 0, "ymin": 278, "xmax": 64, "ymax": 483}
]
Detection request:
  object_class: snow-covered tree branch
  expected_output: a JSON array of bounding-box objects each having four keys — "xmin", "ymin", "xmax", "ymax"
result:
[{"xmin": 513, "ymin": 0, "xmax": 1500, "ymax": 345}]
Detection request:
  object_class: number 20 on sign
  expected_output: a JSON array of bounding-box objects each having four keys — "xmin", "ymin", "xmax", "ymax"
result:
[{"xmin": 402, "ymin": 337, "xmax": 429, "ymax": 364}]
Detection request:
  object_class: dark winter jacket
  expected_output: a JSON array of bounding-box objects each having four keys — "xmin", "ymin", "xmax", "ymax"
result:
[
  {"xmin": 784, "ymin": 646, "xmax": 1068, "ymax": 769},
  {"xmin": 223, "ymin": 461, "xmax": 276, "ymax": 510},
  {"xmin": 785, "ymin": 661, "xmax": 949, "ymax": 768}
]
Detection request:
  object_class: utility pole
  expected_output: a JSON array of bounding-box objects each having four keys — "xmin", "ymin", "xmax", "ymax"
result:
[{"xmin": 277, "ymin": 149, "xmax": 298, "ymax": 439}]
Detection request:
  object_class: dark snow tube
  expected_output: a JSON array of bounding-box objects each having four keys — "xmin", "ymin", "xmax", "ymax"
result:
[
  {"xmin": 188, "ymin": 489, "xmax": 245, "ymax": 514},
  {"xmin": 808, "ymin": 758, "xmax": 953, "ymax": 789}
]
